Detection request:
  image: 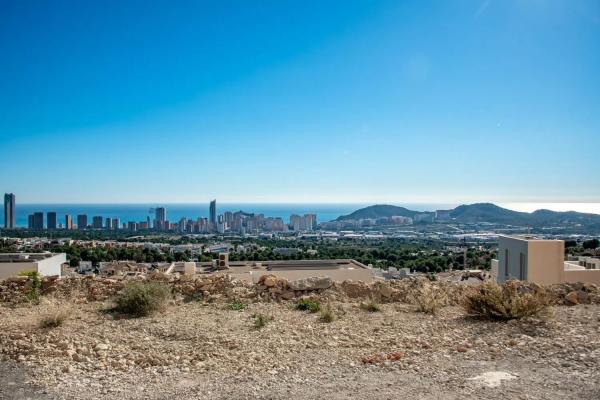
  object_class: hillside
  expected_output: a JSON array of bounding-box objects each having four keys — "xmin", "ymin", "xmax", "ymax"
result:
[
  {"xmin": 334, "ymin": 202, "xmax": 600, "ymax": 227},
  {"xmin": 335, "ymin": 204, "xmax": 419, "ymax": 221}
]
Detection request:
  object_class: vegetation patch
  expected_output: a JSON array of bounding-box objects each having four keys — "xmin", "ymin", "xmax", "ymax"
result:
[
  {"xmin": 39, "ymin": 306, "xmax": 71, "ymax": 329},
  {"xmin": 410, "ymin": 284, "xmax": 446, "ymax": 315},
  {"xmin": 295, "ymin": 299, "xmax": 321, "ymax": 313},
  {"xmin": 360, "ymin": 299, "xmax": 381, "ymax": 313},
  {"xmin": 19, "ymin": 270, "xmax": 42, "ymax": 303},
  {"xmin": 225, "ymin": 300, "xmax": 247, "ymax": 311},
  {"xmin": 463, "ymin": 280, "xmax": 550, "ymax": 321},
  {"xmin": 251, "ymin": 313, "xmax": 271, "ymax": 329},
  {"xmin": 113, "ymin": 282, "xmax": 171, "ymax": 317},
  {"xmin": 319, "ymin": 305, "xmax": 336, "ymax": 323}
]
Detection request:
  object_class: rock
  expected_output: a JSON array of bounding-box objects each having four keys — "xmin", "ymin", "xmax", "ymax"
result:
[
  {"xmin": 280, "ymin": 291, "xmax": 295, "ymax": 300},
  {"xmin": 565, "ymin": 291, "xmax": 579, "ymax": 305},
  {"xmin": 94, "ymin": 343, "xmax": 110, "ymax": 351},
  {"xmin": 288, "ymin": 276, "xmax": 332, "ymax": 291},
  {"xmin": 263, "ymin": 276, "xmax": 278, "ymax": 287},
  {"xmin": 378, "ymin": 284, "xmax": 394, "ymax": 299}
]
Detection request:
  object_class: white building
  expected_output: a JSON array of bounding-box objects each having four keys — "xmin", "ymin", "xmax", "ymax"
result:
[{"xmin": 0, "ymin": 253, "xmax": 66, "ymax": 280}]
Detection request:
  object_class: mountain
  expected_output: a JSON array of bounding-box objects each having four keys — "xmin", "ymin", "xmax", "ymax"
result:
[
  {"xmin": 333, "ymin": 202, "xmax": 600, "ymax": 227},
  {"xmin": 449, "ymin": 203, "xmax": 529, "ymax": 224},
  {"xmin": 335, "ymin": 204, "xmax": 420, "ymax": 221}
]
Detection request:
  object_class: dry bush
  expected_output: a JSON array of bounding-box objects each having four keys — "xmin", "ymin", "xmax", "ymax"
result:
[
  {"xmin": 360, "ymin": 299, "xmax": 381, "ymax": 312},
  {"xmin": 320, "ymin": 305, "xmax": 336, "ymax": 323},
  {"xmin": 463, "ymin": 280, "xmax": 550, "ymax": 321},
  {"xmin": 410, "ymin": 283, "xmax": 447, "ymax": 315},
  {"xmin": 114, "ymin": 282, "xmax": 171, "ymax": 317},
  {"xmin": 39, "ymin": 306, "xmax": 72, "ymax": 329}
]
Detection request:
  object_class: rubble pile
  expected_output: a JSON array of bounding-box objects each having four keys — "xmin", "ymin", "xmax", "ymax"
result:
[{"xmin": 0, "ymin": 274, "xmax": 599, "ymax": 306}]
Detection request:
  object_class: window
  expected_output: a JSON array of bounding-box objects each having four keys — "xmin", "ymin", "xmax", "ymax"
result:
[
  {"xmin": 519, "ymin": 253, "xmax": 526, "ymax": 280},
  {"xmin": 504, "ymin": 249, "xmax": 509, "ymax": 278}
]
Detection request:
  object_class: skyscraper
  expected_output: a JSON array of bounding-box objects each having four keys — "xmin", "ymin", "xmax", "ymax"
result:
[
  {"xmin": 92, "ymin": 216, "xmax": 103, "ymax": 229},
  {"xmin": 209, "ymin": 200, "xmax": 217, "ymax": 227},
  {"xmin": 47, "ymin": 212, "xmax": 57, "ymax": 229},
  {"xmin": 3, "ymin": 193, "xmax": 15, "ymax": 228},
  {"xmin": 65, "ymin": 215, "xmax": 73, "ymax": 230},
  {"xmin": 105, "ymin": 217, "xmax": 112, "ymax": 230},
  {"xmin": 155, "ymin": 207, "xmax": 166, "ymax": 230},
  {"xmin": 77, "ymin": 214, "xmax": 88, "ymax": 229},
  {"xmin": 33, "ymin": 212, "xmax": 44, "ymax": 230}
]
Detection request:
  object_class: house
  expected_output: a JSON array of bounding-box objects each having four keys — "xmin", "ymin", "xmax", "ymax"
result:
[
  {"xmin": 491, "ymin": 236, "xmax": 600, "ymax": 285},
  {"xmin": 0, "ymin": 253, "xmax": 66, "ymax": 280}
]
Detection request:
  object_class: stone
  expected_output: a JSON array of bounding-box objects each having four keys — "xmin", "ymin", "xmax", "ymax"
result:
[
  {"xmin": 280, "ymin": 291, "xmax": 295, "ymax": 300},
  {"xmin": 565, "ymin": 291, "xmax": 579, "ymax": 305},
  {"xmin": 263, "ymin": 276, "xmax": 278, "ymax": 287},
  {"xmin": 378, "ymin": 284, "xmax": 394, "ymax": 298},
  {"xmin": 288, "ymin": 276, "xmax": 332, "ymax": 291}
]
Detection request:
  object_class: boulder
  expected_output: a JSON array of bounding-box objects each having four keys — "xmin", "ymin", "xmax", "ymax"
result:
[
  {"xmin": 288, "ymin": 276, "xmax": 332, "ymax": 291},
  {"xmin": 565, "ymin": 291, "xmax": 579, "ymax": 305}
]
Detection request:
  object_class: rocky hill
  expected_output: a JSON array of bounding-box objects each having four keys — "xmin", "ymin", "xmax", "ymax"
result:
[{"xmin": 335, "ymin": 202, "xmax": 600, "ymax": 227}]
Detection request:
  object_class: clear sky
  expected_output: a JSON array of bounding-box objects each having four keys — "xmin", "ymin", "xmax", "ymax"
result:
[{"xmin": 1, "ymin": 0, "xmax": 599, "ymax": 204}]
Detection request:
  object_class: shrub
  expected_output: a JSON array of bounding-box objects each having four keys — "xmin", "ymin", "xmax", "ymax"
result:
[
  {"xmin": 225, "ymin": 300, "xmax": 247, "ymax": 311},
  {"xmin": 39, "ymin": 307, "xmax": 71, "ymax": 329},
  {"xmin": 360, "ymin": 299, "xmax": 381, "ymax": 313},
  {"xmin": 295, "ymin": 299, "xmax": 321, "ymax": 313},
  {"xmin": 320, "ymin": 305, "xmax": 336, "ymax": 323},
  {"xmin": 114, "ymin": 282, "xmax": 171, "ymax": 317},
  {"xmin": 411, "ymin": 284, "xmax": 446, "ymax": 315},
  {"xmin": 463, "ymin": 281, "xmax": 550, "ymax": 321},
  {"xmin": 252, "ymin": 313, "xmax": 271, "ymax": 329},
  {"xmin": 19, "ymin": 270, "xmax": 41, "ymax": 303}
]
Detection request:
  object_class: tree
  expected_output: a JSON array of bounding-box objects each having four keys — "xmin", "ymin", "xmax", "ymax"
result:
[{"xmin": 583, "ymin": 239, "xmax": 599, "ymax": 250}]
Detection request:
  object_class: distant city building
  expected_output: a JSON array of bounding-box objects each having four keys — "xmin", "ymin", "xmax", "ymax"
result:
[
  {"xmin": 27, "ymin": 214, "xmax": 34, "ymax": 229},
  {"xmin": 77, "ymin": 214, "xmax": 88, "ymax": 230},
  {"xmin": 33, "ymin": 212, "xmax": 44, "ymax": 230},
  {"xmin": 65, "ymin": 215, "xmax": 73, "ymax": 230},
  {"xmin": 127, "ymin": 221, "xmax": 138, "ymax": 231},
  {"xmin": 3, "ymin": 193, "xmax": 16, "ymax": 229},
  {"xmin": 92, "ymin": 216, "xmax": 103, "ymax": 229},
  {"xmin": 209, "ymin": 200, "xmax": 217, "ymax": 228},
  {"xmin": 290, "ymin": 214, "xmax": 301, "ymax": 231},
  {"xmin": 435, "ymin": 210, "xmax": 452, "ymax": 221},
  {"xmin": 112, "ymin": 218, "xmax": 120, "ymax": 230},
  {"xmin": 155, "ymin": 207, "xmax": 166, "ymax": 230},
  {"xmin": 47, "ymin": 212, "xmax": 57, "ymax": 229},
  {"xmin": 413, "ymin": 213, "xmax": 435, "ymax": 223},
  {"xmin": 105, "ymin": 217, "xmax": 112, "ymax": 230}
]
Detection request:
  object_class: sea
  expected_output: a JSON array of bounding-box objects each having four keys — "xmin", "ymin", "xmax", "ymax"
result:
[
  {"xmin": 3, "ymin": 202, "xmax": 599, "ymax": 228},
  {"xmin": 4, "ymin": 203, "xmax": 457, "ymax": 228}
]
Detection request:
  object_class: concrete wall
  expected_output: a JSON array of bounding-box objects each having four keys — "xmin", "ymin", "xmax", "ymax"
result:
[
  {"xmin": 0, "ymin": 262, "xmax": 38, "ymax": 280},
  {"xmin": 491, "ymin": 259, "xmax": 498, "ymax": 281},
  {"xmin": 527, "ymin": 240, "xmax": 564, "ymax": 285},
  {"xmin": 497, "ymin": 236, "xmax": 529, "ymax": 282},
  {"xmin": 36, "ymin": 254, "xmax": 66, "ymax": 277},
  {"xmin": 0, "ymin": 254, "xmax": 65, "ymax": 280},
  {"xmin": 564, "ymin": 269, "xmax": 600, "ymax": 285},
  {"xmin": 234, "ymin": 268, "xmax": 374, "ymax": 284}
]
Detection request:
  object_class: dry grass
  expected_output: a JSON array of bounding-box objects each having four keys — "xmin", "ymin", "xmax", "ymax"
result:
[
  {"xmin": 319, "ymin": 305, "xmax": 336, "ymax": 323},
  {"xmin": 463, "ymin": 280, "xmax": 550, "ymax": 321},
  {"xmin": 114, "ymin": 282, "xmax": 171, "ymax": 317},
  {"xmin": 410, "ymin": 283, "xmax": 447, "ymax": 315},
  {"xmin": 39, "ymin": 306, "xmax": 72, "ymax": 329},
  {"xmin": 360, "ymin": 299, "xmax": 381, "ymax": 313}
]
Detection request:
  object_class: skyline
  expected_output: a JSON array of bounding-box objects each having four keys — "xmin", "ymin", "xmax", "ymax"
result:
[{"xmin": 1, "ymin": 1, "xmax": 600, "ymax": 203}]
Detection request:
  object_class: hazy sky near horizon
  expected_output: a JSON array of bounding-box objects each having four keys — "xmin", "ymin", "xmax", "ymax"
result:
[{"xmin": 1, "ymin": 0, "xmax": 599, "ymax": 204}]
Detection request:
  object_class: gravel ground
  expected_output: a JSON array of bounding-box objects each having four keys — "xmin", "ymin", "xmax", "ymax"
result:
[{"xmin": 1, "ymin": 300, "xmax": 599, "ymax": 400}]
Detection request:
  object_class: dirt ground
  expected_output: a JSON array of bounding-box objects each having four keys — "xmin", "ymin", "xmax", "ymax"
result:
[{"xmin": 1, "ymin": 300, "xmax": 599, "ymax": 400}]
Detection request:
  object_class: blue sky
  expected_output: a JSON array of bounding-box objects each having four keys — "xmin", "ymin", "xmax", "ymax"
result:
[{"xmin": 1, "ymin": 0, "xmax": 599, "ymax": 204}]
